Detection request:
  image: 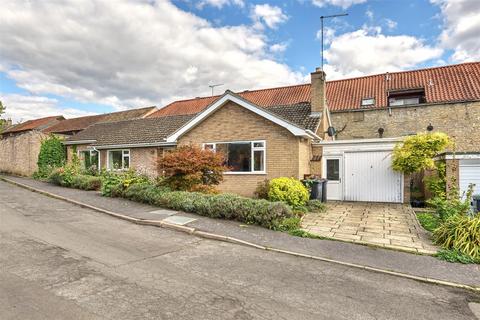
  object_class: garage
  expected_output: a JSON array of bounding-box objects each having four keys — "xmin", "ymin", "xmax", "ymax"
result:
[
  {"xmin": 459, "ymin": 159, "xmax": 480, "ymax": 197},
  {"xmin": 318, "ymin": 138, "xmax": 404, "ymax": 203}
]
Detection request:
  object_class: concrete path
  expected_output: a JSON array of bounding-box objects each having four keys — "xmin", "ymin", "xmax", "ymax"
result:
[
  {"xmin": 1, "ymin": 180, "xmax": 479, "ymax": 319},
  {"xmin": 302, "ymin": 202, "xmax": 438, "ymax": 254},
  {"xmin": 2, "ymin": 175, "xmax": 480, "ymax": 291}
]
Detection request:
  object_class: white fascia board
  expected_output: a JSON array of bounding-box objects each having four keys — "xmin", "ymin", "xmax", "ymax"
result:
[
  {"xmin": 63, "ymin": 139, "xmax": 96, "ymax": 145},
  {"xmin": 313, "ymin": 137, "xmax": 404, "ymax": 146},
  {"xmin": 94, "ymin": 142, "xmax": 177, "ymax": 150},
  {"xmin": 435, "ymin": 153, "xmax": 480, "ymax": 160},
  {"xmin": 165, "ymin": 93, "xmax": 310, "ymax": 142}
]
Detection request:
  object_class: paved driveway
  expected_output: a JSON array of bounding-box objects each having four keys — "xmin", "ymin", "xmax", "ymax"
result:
[{"xmin": 302, "ymin": 202, "xmax": 438, "ymax": 254}]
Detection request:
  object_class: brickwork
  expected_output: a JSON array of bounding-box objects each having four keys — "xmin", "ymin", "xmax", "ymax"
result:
[
  {"xmin": 178, "ymin": 101, "xmax": 308, "ymax": 196},
  {"xmin": 330, "ymin": 101, "xmax": 480, "ymax": 152},
  {"xmin": 0, "ymin": 131, "xmax": 46, "ymax": 176}
]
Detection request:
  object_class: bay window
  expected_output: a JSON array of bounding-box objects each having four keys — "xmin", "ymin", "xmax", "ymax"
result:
[
  {"xmin": 203, "ymin": 141, "xmax": 266, "ymax": 173},
  {"xmin": 108, "ymin": 150, "xmax": 130, "ymax": 170}
]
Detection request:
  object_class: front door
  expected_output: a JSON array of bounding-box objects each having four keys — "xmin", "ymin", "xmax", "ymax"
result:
[{"xmin": 324, "ymin": 156, "xmax": 342, "ymax": 200}]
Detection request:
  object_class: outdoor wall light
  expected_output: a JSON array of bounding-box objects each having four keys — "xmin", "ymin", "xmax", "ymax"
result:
[
  {"xmin": 427, "ymin": 123, "xmax": 434, "ymax": 131},
  {"xmin": 378, "ymin": 127, "xmax": 384, "ymax": 137}
]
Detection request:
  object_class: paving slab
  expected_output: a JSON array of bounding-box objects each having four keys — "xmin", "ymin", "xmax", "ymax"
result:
[{"xmin": 302, "ymin": 202, "xmax": 437, "ymax": 254}]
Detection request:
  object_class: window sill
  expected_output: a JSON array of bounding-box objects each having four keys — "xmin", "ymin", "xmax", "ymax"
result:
[{"xmin": 224, "ymin": 171, "xmax": 266, "ymax": 175}]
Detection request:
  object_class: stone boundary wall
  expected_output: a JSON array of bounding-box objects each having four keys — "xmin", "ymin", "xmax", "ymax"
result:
[{"xmin": 0, "ymin": 131, "xmax": 46, "ymax": 176}]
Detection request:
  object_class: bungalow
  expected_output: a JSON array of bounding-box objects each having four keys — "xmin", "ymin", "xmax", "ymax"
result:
[{"xmin": 65, "ymin": 62, "xmax": 480, "ymax": 202}]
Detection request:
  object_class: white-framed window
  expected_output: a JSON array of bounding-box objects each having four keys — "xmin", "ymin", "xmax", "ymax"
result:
[
  {"xmin": 203, "ymin": 140, "xmax": 266, "ymax": 174},
  {"xmin": 79, "ymin": 150, "xmax": 99, "ymax": 170},
  {"xmin": 107, "ymin": 149, "xmax": 130, "ymax": 170},
  {"xmin": 361, "ymin": 97, "xmax": 375, "ymax": 107}
]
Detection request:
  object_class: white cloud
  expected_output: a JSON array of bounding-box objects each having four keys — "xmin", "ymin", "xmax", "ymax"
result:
[
  {"xmin": 312, "ymin": 0, "xmax": 366, "ymax": 9},
  {"xmin": 251, "ymin": 4, "xmax": 288, "ymax": 29},
  {"xmin": 431, "ymin": 0, "xmax": 480, "ymax": 62},
  {"xmin": 385, "ymin": 18, "xmax": 397, "ymax": 30},
  {"xmin": 270, "ymin": 42, "xmax": 289, "ymax": 53},
  {"xmin": 197, "ymin": 0, "xmax": 244, "ymax": 9},
  {"xmin": 1, "ymin": 93, "xmax": 95, "ymax": 122},
  {"xmin": 0, "ymin": 0, "xmax": 303, "ymax": 113},
  {"xmin": 323, "ymin": 27, "xmax": 443, "ymax": 79}
]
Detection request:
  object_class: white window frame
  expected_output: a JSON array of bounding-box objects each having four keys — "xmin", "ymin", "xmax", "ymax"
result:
[
  {"xmin": 107, "ymin": 149, "xmax": 130, "ymax": 171},
  {"xmin": 361, "ymin": 97, "xmax": 375, "ymax": 107},
  {"xmin": 202, "ymin": 140, "xmax": 266, "ymax": 175},
  {"xmin": 77, "ymin": 149, "xmax": 100, "ymax": 170}
]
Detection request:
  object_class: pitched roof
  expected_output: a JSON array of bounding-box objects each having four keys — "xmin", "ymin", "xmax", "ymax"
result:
[
  {"xmin": 149, "ymin": 84, "xmax": 311, "ymax": 117},
  {"xmin": 148, "ymin": 62, "xmax": 480, "ymax": 116},
  {"xmin": 267, "ymin": 103, "xmax": 320, "ymax": 132},
  {"xmin": 44, "ymin": 106, "xmax": 156, "ymax": 134},
  {"xmin": 2, "ymin": 116, "xmax": 65, "ymax": 134},
  {"xmin": 66, "ymin": 114, "xmax": 195, "ymax": 147}
]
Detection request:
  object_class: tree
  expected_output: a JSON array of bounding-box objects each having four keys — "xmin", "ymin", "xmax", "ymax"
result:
[
  {"xmin": 392, "ymin": 132, "xmax": 452, "ymax": 175},
  {"xmin": 158, "ymin": 145, "xmax": 228, "ymax": 192}
]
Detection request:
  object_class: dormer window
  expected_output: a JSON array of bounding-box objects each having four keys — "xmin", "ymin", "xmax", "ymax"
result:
[
  {"xmin": 388, "ymin": 88, "xmax": 425, "ymax": 107},
  {"xmin": 361, "ymin": 98, "xmax": 375, "ymax": 107}
]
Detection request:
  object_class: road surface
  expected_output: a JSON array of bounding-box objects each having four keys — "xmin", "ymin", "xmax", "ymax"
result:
[{"xmin": 0, "ymin": 181, "xmax": 478, "ymax": 320}]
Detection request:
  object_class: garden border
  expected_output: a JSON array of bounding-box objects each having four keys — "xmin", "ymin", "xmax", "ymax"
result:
[{"xmin": 1, "ymin": 176, "xmax": 479, "ymax": 293}]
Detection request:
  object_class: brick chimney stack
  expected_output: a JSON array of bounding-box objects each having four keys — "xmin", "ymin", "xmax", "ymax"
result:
[{"xmin": 310, "ymin": 67, "xmax": 326, "ymax": 115}]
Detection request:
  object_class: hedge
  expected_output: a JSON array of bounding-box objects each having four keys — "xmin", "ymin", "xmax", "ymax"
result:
[{"xmin": 120, "ymin": 183, "xmax": 294, "ymax": 229}]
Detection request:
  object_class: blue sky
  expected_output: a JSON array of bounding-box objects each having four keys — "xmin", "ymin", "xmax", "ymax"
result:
[{"xmin": 0, "ymin": 0, "xmax": 478, "ymax": 122}]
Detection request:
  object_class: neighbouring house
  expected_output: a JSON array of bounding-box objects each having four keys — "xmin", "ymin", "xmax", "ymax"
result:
[
  {"xmin": 44, "ymin": 106, "xmax": 156, "ymax": 136},
  {"xmin": 0, "ymin": 116, "xmax": 65, "ymax": 176},
  {"xmin": 64, "ymin": 62, "xmax": 480, "ymax": 202},
  {"xmin": 0, "ymin": 107, "xmax": 156, "ymax": 177}
]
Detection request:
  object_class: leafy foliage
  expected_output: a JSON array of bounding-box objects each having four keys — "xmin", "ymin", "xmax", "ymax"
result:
[
  {"xmin": 34, "ymin": 135, "xmax": 66, "ymax": 179},
  {"xmin": 268, "ymin": 177, "xmax": 309, "ymax": 207},
  {"xmin": 433, "ymin": 214, "xmax": 480, "ymax": 261},
  {"xmin": 158, "ymin": 145, "xmax": 228, "ymax": 192},
  {"xmin": 435, "ymin": 249, "xmax": 478, "ymax": 264},
  {"xmin": 306, "ymin": 200, "xmax": 327, "ymax": 213},
  {"xmin": 392, "ymin": 132, "xmax": 451, "ymax": 174},
  {"xmin": 416, "ymin": 212, "xmax": 441, "ymax": 232},
  {"xmin": 424, "ymin": 161, "xmax": 447, "ymax": 199},
  {"xmin": 427, "ymin": 184, "xmax": 475, "ymax": 221},
  {"xmin": 100, "ymin": 169, "xmax": 150, "ymax": 197},
  {"xmin": 48, "ymin": 163, "xmax": 81, "ymax": 187},
  {"xmin": 0, "ymin": 101, "xmax": 6, "ymax": 133},
  {"xmin": 117, "ymin": 183, "xmax": 294, "ymax": 229},
  {"xmin": 254, "ymin": 179, "xmax": 270, "ymax": 199}
]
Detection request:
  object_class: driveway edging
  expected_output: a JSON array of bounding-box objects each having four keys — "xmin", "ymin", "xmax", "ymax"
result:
[{"xmin": 2, "ymin": 176, "xmax": 479, "ymax": 293}]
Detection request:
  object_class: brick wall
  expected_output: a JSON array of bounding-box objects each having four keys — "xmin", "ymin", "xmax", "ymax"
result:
[
  {"xmin": 178, "ymin": 101, "xmax": 308, "ymax": 196},
  {"xmin": 330, "ymin": 101, "xmax": 480, "ymax": 152},
  {"xmin": 0, "ymin": 131, "xmax": 46, "ymax": 176}
]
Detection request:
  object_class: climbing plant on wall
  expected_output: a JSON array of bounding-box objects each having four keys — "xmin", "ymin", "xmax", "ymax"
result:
[
  {"xmin": 392, "ymin": 132, "xmax": 452, "ymax": 175},
  {"xmin": 33, "ymin": 135, "xmax": 66, "ymax": 179}
]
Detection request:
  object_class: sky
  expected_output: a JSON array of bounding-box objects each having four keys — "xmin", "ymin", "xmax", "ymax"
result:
[{"xmin": 0, "ymin": 0, "xmax": 479, "ymax": 122}]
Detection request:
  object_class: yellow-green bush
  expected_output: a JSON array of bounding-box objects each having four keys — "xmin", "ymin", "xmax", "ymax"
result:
[{"xmin": 268, "ymin": 177, "xmax": 309, "ymax": 207}]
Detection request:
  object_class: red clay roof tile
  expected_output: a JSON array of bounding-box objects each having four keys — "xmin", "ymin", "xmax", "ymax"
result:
[
  {"xmin": 149, "ymin": 62, "xmax": 480, "ymax": 117},
  {"xmin": 3, "ymin": 116, "xmax": 65, "ymax": 134}
]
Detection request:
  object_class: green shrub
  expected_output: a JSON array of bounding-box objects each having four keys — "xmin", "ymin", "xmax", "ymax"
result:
[
  {"xmin": 427, "ymin": 184, "xmax": 474, "ymax": 221},
  {"xmin": 254, "ymin": 179, "xmax": 270, "ymax": 199},
  {"xmin": 435, "ymin": 249, "xmax": 478, "ymax": 264},
  {"xmin": 307, "ymin": 200, "xmax": 326, "ymax": 213},
  {"xmin": 416, "ymin": 212, "xmax": 441, "ymax": 232},
  {"xmin": 268, "ymin": 177, "xmax": 309, "ymax": 207},
  {"xmin": 117, "ymin": 184, "xmax": 294, "ymax": 229},
  {"xmin": 276, "ymin": 217, "xmax": 301, "ymax": 231},
  {"xmin": 48, "ymin": 163, "xmax": 80, "ymax": 187},
  {"xmin": 433, "ymin": 214, "xmax": 480, "ymax": 260},
  {"xmin": 70, "ymin": 175, "xmax": 102, "ymax": 191},
  {"xmin": 34, "ymin": 135, "xmax": 66, "ymax": 179},
  {"xmin": 100, "ymin": 169, "xmax": 150, "ymax": 197}
]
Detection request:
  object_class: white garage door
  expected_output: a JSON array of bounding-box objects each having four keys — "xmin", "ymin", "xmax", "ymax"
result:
[
  {"xmin": 344, "ymin": 151, "xmax": 403, "ymax": 203},
  {"xmin": 459, "ymin": 159, "xmax": 480, "ymax": 197}
]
